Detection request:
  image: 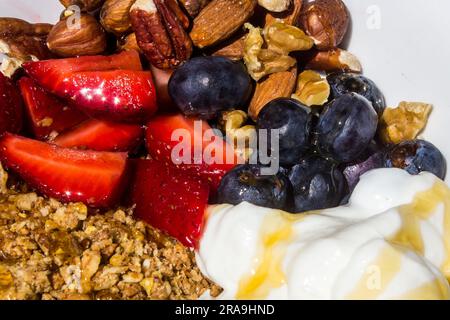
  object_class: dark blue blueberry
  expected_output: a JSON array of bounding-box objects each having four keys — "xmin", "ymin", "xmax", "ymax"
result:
[
  {"xmin": 168, "ymin": 56, "xmax": 253, "ymax": 119},
  {"xmin": 327, "ymin": 72, "xmax": 386, "ymax": 116},
  {"xmin": 385, "ymin": 140, "xmax": 447, "ymax": 180},
  {"xmin": 257, "ymin": 98, "xmax": 312, "ymax": 167},
  {"xmin": 217, "ymin": 164, "xmax": 293, "ymax": 210},
  {"xmin": 316, "ymin": 93, "xmax": 378, "ymax": 163},
  {"xmin": 288, "ymin": 156, "xmax": 348, "ymax": 212}
]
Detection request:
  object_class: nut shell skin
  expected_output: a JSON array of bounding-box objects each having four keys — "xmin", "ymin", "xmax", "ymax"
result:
[
  {"xmin": 47, "ymin": 14, "xmax": 107, "ymax": 57},
  {"xmin": 300, "ymin": 0, "xmax": 349, "ymax": 50}
]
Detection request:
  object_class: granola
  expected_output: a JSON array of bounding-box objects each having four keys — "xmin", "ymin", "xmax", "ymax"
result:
[{"xmin": 0, "ymin": 165, "xmax": 220, "ymax": 300}]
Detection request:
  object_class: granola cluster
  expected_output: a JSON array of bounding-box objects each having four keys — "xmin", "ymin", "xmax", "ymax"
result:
[{"xmin": 0, "ymin": 165, "xmax": 220, "ymax": 300}]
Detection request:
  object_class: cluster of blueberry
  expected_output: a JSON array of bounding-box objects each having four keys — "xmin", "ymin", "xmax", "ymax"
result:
[{"xmin": 168, "ymin": 56, "xmax": 447, "ymax": 213}]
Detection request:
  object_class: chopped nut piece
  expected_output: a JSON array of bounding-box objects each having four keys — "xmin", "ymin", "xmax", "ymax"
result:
[
  {"xmin": 0, "ymin": 164, "xmax": 7, "ymax": 194},
  {"xmin": 306, "ymin": 48, "xmax": 362, "ymax": 73},
  {"xmin": 292, "ymin": 70, "xmax": 330, "ymax": 107},
  {"xmin": 258, "ymin": 0, "xmax": 291, "ymax": 13},
  {"xmin": 380, "ymin": 102, "xmax": 433, "ymax": 144}
]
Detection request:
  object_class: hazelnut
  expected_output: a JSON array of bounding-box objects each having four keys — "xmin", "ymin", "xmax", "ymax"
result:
[
  {"xmin": 60, "ymin": 0, "xmax": 105, "ymax": 12},
  {"xmin": 300, "ymin": 0, "xmax": 349, "ymax": 50},
  {"xmin": 100, "ymin": 0, "xmax": 136, "ymax": 35},
  {"xmin": 47, "ymin": 13, "xmax": 107, "ymax": 57}
]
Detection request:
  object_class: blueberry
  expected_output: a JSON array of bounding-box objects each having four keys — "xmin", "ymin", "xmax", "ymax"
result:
[
  {"xmin": 327, "ymin": 72, "xmax": 386, "ymax": 116},
  {"xmin": 257, "ymin": 98, "xmax": 312, "ymax": 167},
  {"xmin": 343, "ymin": 147, "xmax": 386, "ymax": 192},
  {"xmin": 168, "ymin": 56, "xmax": 252, "ymax": 119},
  {"xmin": 385, "ymin": 140, "xmax": 447, "ymax": 180},
  {"xmin": 316, "ymin": 93, "xmax": 378, "ymax": 163},
  {"xmin": 288, "ymin": 156, "xmax": 348, "ymax": 212},
  {"xmin": 217, "ymin": 164, "xmax": 293, "ymax": 210}
]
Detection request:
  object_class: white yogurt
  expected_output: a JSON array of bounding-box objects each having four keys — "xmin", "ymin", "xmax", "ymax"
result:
[{"xmin": 196, "ymin": 168, "xmax": 450, "ymax": 300}]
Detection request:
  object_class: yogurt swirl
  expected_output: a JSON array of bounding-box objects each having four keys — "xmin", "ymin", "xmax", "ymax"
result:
[{"xmin": 196, "ymin": 168, "xmax": 450, "ymax": 300}]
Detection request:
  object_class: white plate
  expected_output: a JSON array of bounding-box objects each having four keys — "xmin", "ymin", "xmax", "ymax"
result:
[{"xmin": 1, "ymin": 0, "xmax": 449, "ymax": 182}]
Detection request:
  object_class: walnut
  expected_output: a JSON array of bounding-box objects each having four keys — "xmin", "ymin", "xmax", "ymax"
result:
[
  {"xmin": 380, "ymin": 102, "xmax": 433, "ymax": 144},
  {"xmin": 291, "ymin": 70, "xmax": 330, "ymax": 107},
  {"xmin": 243, "ymin": 22, "xmax": 312, "ymax": 81},
  {"xmin": 219, "ymin": 110, "xmax": 257, "ymax": 161}
]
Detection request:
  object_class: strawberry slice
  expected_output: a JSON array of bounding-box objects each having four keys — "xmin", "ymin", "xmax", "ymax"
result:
[
  {"xmin": 0, "ymin": 133, "xmax": 129, "ymax": 208},
  {"xmin": 58, "ymin": 70, "xmax": 157, "ymax": 122},
  {"xmin": 0, "ymin": 73, "xmax": 23, "ymax": 135},
  {"xmin": 130, "ymin": 160, "xmax": 209, "ymax": 248},
  {"xmin": 53, "ymin": 119, "xmax": 144, "ymax": 152},
  {"xmin": 23, "ymin": 50, "xmax": 143, "ymax": 92},
  {"xmin": 145, "ymin": 114, "xmax": 241, "ymax": 190},
  {"xmin": 23, "ymin": 51, "xmax": 157, "ymax": 123},
  {"xmin": 18, "ymin": 77, "xmax": 87, "ymax": 139}
]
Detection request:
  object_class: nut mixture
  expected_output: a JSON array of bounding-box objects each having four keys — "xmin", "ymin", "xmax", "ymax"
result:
[{"xmin": 0, "ymin": 165, "xmax": 220, "ymax": 300}]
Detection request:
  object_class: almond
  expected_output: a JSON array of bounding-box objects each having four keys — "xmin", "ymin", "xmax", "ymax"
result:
[
  {"xmin": 211, "ymin": 35, "xmax": 246, "ymax": 61},
  {"xmin": 190, "ymin": 0, "xmax": 258, "ymax": 48},
  {"xmin": 248, "ymin": 66, "xmax": 297, "ymax": 120}
]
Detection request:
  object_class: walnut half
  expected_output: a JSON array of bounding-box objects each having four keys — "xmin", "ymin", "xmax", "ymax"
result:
[{"xmin": 380, "ymin": 102, "xmax": 433, "ymax": 145}]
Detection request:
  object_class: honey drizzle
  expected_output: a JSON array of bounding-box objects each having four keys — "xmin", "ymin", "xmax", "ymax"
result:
[
  {"xmin": 235, "ymin": 212, "xmax": 304, "ymax": 300},
  {"xmin": 345, "ymin": 246, "xmax": 403, "ymax": 300},
  {"xmin": 390, "ymin": 181, "xmax": 450, "ymax": 279}
]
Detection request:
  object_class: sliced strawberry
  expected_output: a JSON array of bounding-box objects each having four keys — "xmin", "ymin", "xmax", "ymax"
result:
[
  {"xmin": 146, "ymin": 114, "xmax": 241, "ymax": 191},
  {"xmin": 0, "ymin": 73, "xmax": 23, "ymax": 135},
  {"xmin": 130, "ymin": 159, "xmax": 209, "ymax": 248},
  {"xmin": 23, "ymin": 50, "xmax": 143, "ymax": 92},
  {"xmin": 58, "ymin": 70, "xmax": 157, "ymax": 122},
  {"xmin": 18, "ymin": 77, "xmax": 87, "ymax": 139},
  {"xmin": 0, "ymin": 133, "xmax": 128, "ymax": 208},
  {"xmin": 23, "ymin": 51, "xmax": 157, "ymax": 123},
  {"xmin": 53, "ymin": 119, "xmax": 144, "ymax": 152}
]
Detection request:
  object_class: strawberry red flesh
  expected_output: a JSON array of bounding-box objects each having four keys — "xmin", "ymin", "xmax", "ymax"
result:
[
  {"xmin": 53, "ymin": 119, "xmax": 144, "ymax": 152},
  {"xmin": 0, "ymin": 133, "xmax": 128, "ymax": 208},
  {"xmin": 23, "ymin": 51, "xmax": 157, "ymax": 123},
  {"xmin": 18, "ymin": 77, "xmax": 87, "ymax": 139},
  {"xmin": 146, "ymin": 114, "xmax": 241, "ymax": 192},
  {"xmin": 59, "ymin": 70, "xmax": 157, "ymax": 122},
  {"xmin": 131, "ymin": 160, "xmax": 210, "ymax": 248},
  {"xmin": 23, "ymin": 50, "xmax": 143, "ymax": 92},
  {"xmin": 0, "ymin": 73, "xmax": 23, "ymax": 135}
]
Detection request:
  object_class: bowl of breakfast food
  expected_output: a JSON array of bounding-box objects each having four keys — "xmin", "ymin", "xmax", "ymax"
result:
[{"xmin": 0, "ymin": 0, "xmax": 449, "ymax": 300}]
